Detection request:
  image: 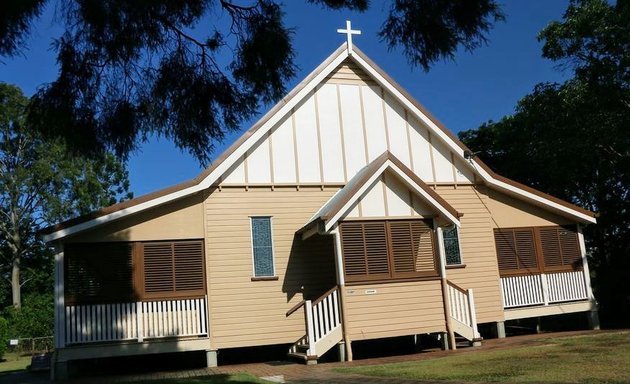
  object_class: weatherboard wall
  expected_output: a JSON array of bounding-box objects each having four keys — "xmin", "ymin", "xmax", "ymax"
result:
[{"xmin": 203, "ymin": 186, "xmax": 339, "ymax": 349}]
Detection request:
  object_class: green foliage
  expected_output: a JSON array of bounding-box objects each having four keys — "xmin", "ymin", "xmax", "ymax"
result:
[
  {"xmin": 3, "ymin": 294, "xmax": 53, "ymax": 338},
  {"xmin": 0, "ymin": 82, "xmax": 132, "ymax": 309},
  {"xmin": 2, "ymin": 0, "xmax": 503, "ymax": 164},
  {"xmin": 459, "ymin": 0, "xmax": 630, "ymax": 326},
  {"xmin": 0, "ymin": 317, "xmax": 8, "ymax": 358}
]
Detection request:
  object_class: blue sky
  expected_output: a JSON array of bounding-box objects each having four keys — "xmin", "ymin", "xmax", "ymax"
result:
[{"xmin": 0, "ymin": 1, "xmax": 571, "ymax": 197}]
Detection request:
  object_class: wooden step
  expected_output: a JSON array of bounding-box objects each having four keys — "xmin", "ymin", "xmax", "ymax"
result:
[{"xmin": 287, "ymin": 352, "xmax": 318, "ymax": 365}]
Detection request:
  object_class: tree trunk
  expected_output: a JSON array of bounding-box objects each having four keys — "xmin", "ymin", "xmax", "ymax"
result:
[{"xmin": 12, "ymin": 255, "xmax": 21, "ymax": 309}]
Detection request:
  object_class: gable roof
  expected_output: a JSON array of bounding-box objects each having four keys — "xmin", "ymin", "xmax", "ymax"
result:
[
  {"xmin": 42, "ymin": 43, "xmax": 596, "ymax": 242},
  {"xmin": 299, "ymin": 151, "xmax": 461, "ymax": 238}
]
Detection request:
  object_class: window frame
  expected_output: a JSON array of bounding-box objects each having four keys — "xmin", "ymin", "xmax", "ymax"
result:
[
  {"xmin": 249, "ymin": 216, "xmax": 277, "ymax": 278},
  {"xmin": 442, "ymin": 225, "xmax": 464, "ymax": 266}
]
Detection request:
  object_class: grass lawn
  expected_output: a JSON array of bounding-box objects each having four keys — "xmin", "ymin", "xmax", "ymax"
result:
[
  {"xmin": 336, "ymin": 331, "xmax": 630, "ymax": 383},
  {"xmin": 135, "ymin": 373, "xmax": 271, "ymax": 384},
  {"xmin": 0, "ymin": 352, "xmax": 31, "ymax": 374}
]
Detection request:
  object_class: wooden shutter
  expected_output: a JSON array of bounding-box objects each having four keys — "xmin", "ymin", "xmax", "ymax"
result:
[
  {"xmin": 142, "ymin": 240, "xmax": 205, "ymax": 299},
  {"xmin": 494, "ymin": 229, "xmax": 518, "ymax": 272},
  {"xmin": 340, "ymin": 221, "xmax": 389, "ymax": 282},
  {"xmin": 341, "ymin": 219, "xmax": 438, "ymax": 282},
  {"xmin": 494, "ymin": 228, "xmax": 539, "ymax": 275},
  {"xmin": 390, "ymin": 220, "xmax": 436, "ymax": 277},
  {"xmin": 389, "ymin": 221, "xmax": 415, "ymax": 274},
  {"xmin": 364, "ymin": 222, "xmax": 389, "ymax": 276},
  {"xmin": 540, "ymin": 226, "xmax": 582, "ymax": 271},
  {"xmin": 64, "ymin": 243, "xmax": 134, "ymax": 304},
  {"xmin": 174, "ymin": 241, "xmax": 205, "ymax": 291},
  {"xmin": 143, "ymin": 242, "xmax": 175, "ymax": 294},
  {"xmin": 340, "ymin": 222, "xmax": 367, "ymax": 277},
  {"xmin": 515, "ymin": 229, "xmax": 538, "ymax": 269}
]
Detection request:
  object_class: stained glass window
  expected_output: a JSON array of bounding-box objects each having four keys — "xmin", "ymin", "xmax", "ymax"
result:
[
  {"xmin": 443, "ymin": 226, "xmax": 462, "ymax": 265},
  {"xmin": 251, "ymin": 217, "xmax": 275, "ymax": 276}
]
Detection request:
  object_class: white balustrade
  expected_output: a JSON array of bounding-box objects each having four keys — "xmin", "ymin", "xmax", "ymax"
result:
[
  {"xmin": 447, "ymin": 282, "xmax": 480, "ymax": 340},
  {"xmin": 64, "ymin": 297, "xmax": 208, "ymax": 345},
  {"xmin": 501, "ymin": 271, "xmax": 588, "ymax": 309},
  {"xmin": 308, "ymin": 288, "xmax": 341, "ymax": 343}
]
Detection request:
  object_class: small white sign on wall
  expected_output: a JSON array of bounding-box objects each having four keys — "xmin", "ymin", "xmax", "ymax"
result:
[
  {"xmin": 9, "ymin": 339, "xmax": 18, "ymax": 346},
  {"xmin": 365, "ymin": 289, "xmax": 377, "ymax": 295}
]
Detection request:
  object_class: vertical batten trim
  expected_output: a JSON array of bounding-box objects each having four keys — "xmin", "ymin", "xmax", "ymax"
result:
[
  {"xmin": 243, "ymin": 153, "xmax": 249, "ymax": 189},
  {"xmin": 313, "ymin": 87, "xmax": 325, "ymax": 184},
  {"xmin": 358, "ymin": 85, "xmax": 370, "ymax": 164},
  {"xmin": 380, "ymin": 87, "xmax": 391, "ymax": 151},
  {"xmin": 408, "ymin": 189, "xmax": 415, "ymax": 216},
  {"xmin": 381, "ymin": 173, "xmax": 390, "ymax": 217},
  {"xmin": 450, "ymin": 152, "xmax": 458, "ymax": 188},
  {"xmin": 335, "ymin": 84, "xmax": 349, "ymax": 182},
  {"xmin": 268, "ymin": 130, "xmax": 275, "ymax": 188},
  {"xmin": 54, "ymin": 243, "xmax": 65, "ymax": 348},
  {"xmin": 405, "ymin": 109, "xmax": 415, "ymax": 171},
  {"xmin": 428, "ymin": 131, "xmax": 437, "ymax": 187},
  {"xmin": 291, "ymin": 109, "xmax": 301, "ymax": 186}
]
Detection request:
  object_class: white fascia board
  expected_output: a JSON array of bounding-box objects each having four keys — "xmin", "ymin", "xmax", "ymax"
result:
[
  {"xmin": 323, "ymin": 162, "xmax": 390, "ymax": 232},
  {"xmin": 351, "ymin": 54, "xmax": 595, "ymax": 225},
  {"xmin": 387, "ymin": 162, "xmax": 461, "ymax": 227},
  {"xmin": 44, "ymin": 47, "xmax": 351, "ymax": 242},
  {"xmin": 197, "ymin": 49, "xmax": 350, "ymax": 190},
  {"xmin": 42, "ymin": 184, "xmax": 202, "ymax": 242},
  {"xmin": 479, "ymin": 166, "xmax": 597, "ymax": 224}
]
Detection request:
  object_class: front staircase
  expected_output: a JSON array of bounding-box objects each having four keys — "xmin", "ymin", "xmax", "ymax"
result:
[
  {"xmin": 446, "ymin": 280, "xmax": 482, "ymax": 346},
  {"xmin": 287, "ymin": 287, "xmax": 343, "ymax": 363}
]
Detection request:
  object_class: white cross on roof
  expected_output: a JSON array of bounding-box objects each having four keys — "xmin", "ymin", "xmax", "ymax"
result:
[{"xmin": 337, "ymin": 20, "xmax": 361, "ymax": 55}]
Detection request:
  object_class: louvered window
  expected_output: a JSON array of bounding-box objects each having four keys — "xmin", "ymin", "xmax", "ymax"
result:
[
  {"xmin": 539, "ymin": 226, "xmax": 582, "ymax": 271},
  {"xmin": 494, "ymin": 228, "xmax": 539, "ymax": 274},
  {"xmin": 64, "ymin": 243, "xmax": 135, "ymax": 305},
  {"xmin": 340, "ymin": 220, "xmax": 438, "ymax": 283},
  {"xmin": 142, "ymin": 240, "xmax": 205, "ymax": 298},
  {"xmin": 494, "ymin": 226, "xmax": 582, "ymax": 276},
  {"xmin": 442, "ymin": 226, "xmax": 463, "ymax": 265},
  {"xmin": 251, "ymin": 217, "xmax": 275, "ymax": 277}
]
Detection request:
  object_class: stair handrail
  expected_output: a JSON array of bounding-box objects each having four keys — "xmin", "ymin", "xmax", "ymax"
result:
[
  {"xmin": 312, "ymin": 286, "xmax": 339, "ymax": 306},
  {"xmin": 446, "ymin": 280, "xmax": 481, "ymax": 340},
  {"xmin": 286, "ymin": 300, "xmax": 306, "ymax": 317}
]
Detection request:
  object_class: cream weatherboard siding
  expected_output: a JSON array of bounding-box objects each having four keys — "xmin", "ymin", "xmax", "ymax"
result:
[
  {"xmin": 204, "ymin": 186, "xmax": 339, "ymax": 349},
  {"xmin": 486, "ymin": 188, "xmax": 575, "ymax": 228},
  {"xmin": 344, "ymin": 280, "xmax": 446, "ymax": 340},
  {"xmin": 65, "ymin": 193, "xmax": 205, "ymax": 243},
  {"xmin": 435, "ymin": 185, "xmax": 505, "ymax": 324}
]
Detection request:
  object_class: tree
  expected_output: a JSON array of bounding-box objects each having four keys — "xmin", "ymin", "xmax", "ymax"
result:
[
  {"xmin": 459, "ymin": 0, "xmax": 630, "ymax": 326},
  {"xmin": 1, "ymin": 0, "xmax": 504, "ymax": 165},
  {"xmin": 0, "ymin": 82, "xmax": 132, "ymax": 309}
]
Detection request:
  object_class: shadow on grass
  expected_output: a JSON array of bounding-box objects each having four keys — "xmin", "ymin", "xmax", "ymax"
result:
[{"xmin": 134, "ymin": 373, "xmax": 269, "ymax": 384}]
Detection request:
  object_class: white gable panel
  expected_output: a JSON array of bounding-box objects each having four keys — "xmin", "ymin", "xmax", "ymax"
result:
[
  {"xmin": 246, "ymin": 135, "xmax": 272, "ymax": 183},
  {"xmin": 316, "ymin": 84, "xmax": 345, "ymax": 182},
  {"xmin": 408, "ymin": 117, "xmax": 434, "ymax": 182},
  {"xmin": 384, "ymin": 93, "xmax": 411, "ymax": 166},
  {"xmin": 339, "ymin": 84, "xmax": 367, "ymax": 179},
  {"xmin": 432, "ymin": 137, "xmax": 455, "ymax": 183},
  {"xmin": 361, "ymin": 85, "xmax": 388, "ymax": 162},
  {"xmin": 357, "ymin": 177, "xmax": 387, "ymax": 217},
  {"xmin": 294, "ymin": 94, "xmax": 322, "ymax": 183},
  {"xmin": 384, "ymin": 173, "xmax": 413, "ymax": 217},
  {"xmin": 412, "ymin": 195, "xmax": 434, "ymax": 216},
  {"xmin": 221, "ymin": 159, "xmax": 246, "ymax": 184},
  {"xmin": 455, "ymin": 158, "xmax": 475, "ymax": 183},
  {"xmin": 270, "ymin": 116, "xmax": 297, "ymax": 183}
]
